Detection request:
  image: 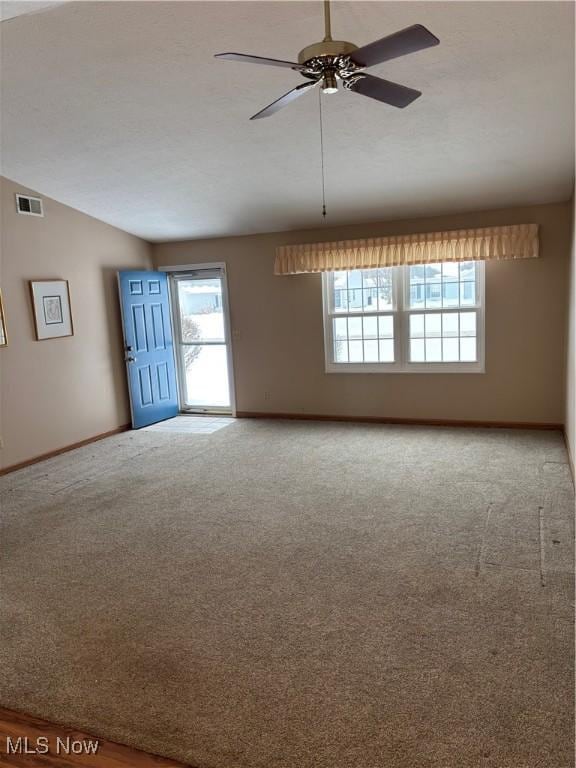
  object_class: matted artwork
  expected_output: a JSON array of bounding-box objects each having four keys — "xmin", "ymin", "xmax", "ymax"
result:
[
  {"xmin": 30, "ymin": 280, "xmax": 74, "ymax": 340},
  {"xmin": 0, "ymin": 291, "xmax": 7, "ymax": 347}
]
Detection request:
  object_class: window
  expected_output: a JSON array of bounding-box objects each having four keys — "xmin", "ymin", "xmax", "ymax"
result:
[{"xmin": 322, "ymin": 261, "xmax": 485, "ymax": 373}]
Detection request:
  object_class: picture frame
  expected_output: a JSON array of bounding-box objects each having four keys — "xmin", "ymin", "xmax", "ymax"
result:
[
  {"xmin": 30, "ymin": 280, "xmax": 74, "ymax": 340},
  {"xmin": 0, "ymin": 291, "xmax": 7, "ymax": 347}
]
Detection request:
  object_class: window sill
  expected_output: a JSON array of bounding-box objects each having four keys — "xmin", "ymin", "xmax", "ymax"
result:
[{"xmin": 325, "ymin": 363, "xmax": 485, "ymax": 374}]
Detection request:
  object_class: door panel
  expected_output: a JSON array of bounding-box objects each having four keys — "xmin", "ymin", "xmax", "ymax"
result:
[{"xmin": 118, "ymin": 270, "xmax": 179, "ymax": 428}]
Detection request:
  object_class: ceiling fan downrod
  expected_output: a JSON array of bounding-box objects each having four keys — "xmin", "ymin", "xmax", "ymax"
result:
[{"xmin": 323, "ymin": 0, "xmax": 333, "ymax": 42}]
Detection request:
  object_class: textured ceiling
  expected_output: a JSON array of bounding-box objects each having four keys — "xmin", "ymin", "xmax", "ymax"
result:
[
  {"xmin": 1, "ymin": 1, "xmax": 574, "ymax": 241},
  {"xmin": 0, "ymin": 1, "xmax": 69, "ymax": 22}
]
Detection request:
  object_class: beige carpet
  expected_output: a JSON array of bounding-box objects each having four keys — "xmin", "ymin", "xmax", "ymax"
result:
[{"xmin": 0, "ymin": 419, "xmax": 574, "ymax": 768}]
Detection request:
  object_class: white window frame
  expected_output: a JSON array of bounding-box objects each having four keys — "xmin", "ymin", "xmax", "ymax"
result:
[{"xmin": 322, "ymin": 262, "xmax": 485, "ymax": 374}]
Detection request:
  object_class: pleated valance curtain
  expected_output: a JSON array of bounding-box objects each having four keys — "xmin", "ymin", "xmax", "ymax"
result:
[{"xmin": 274, "ymin": 223, "xmax": 539, "ymax": 275}]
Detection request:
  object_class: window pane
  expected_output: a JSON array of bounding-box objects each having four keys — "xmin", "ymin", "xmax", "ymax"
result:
[
  {"xmin": 334, "ymin": 338, "xmax": 348, "ymax": 362},
  {"xmin": 410, "ymin": 314, "xmax": 424, "ymax": 338},
  {"xmin": 379, "ymin": 339, "xmax": 394, "ymax": 362},
  {"xmin": 334, "ymin": 317, "xmax": 347, "ymax": 341},
  {"xmin": 362, "ymin": 269, "xmax": 379, "ymax": 288},
  {"xmin": 348, "ymin": 316, "xmax": 362, "ymax": 340},
  {"xmin": 410, "ymin": 265, "xmax": 425, "ymax": 284},
  {"xmin": 377, "ymin": 270, "xmax": 394, "ymax": 311},
  {"xmin": 460, "ymin": 337, "xmax": 477, "ymax": 361},
  {"xmin": 333, "ymin": 289, "xmax": 348, "ymax": 313},
  {"xmin": 410, "ymin": 284, "xmax": 425, "ymax": 308},
  {"xmin": 442, "ymin": 313, "xmax": 459, "ymax": 337},
  {"xmin": 363, "ymin": 288, "xmax": 377, "ymax": 311},
  {"xmin": 410, "ymin": 339, "xmax": 425, "ymax": 362},
  {"xmin": 178, "ymin": 279, "xmax": 224, "ymax": 342},
  {"xmin": 426, "ymin": 264, "xmax": 442, "ymax": 283},
  {"xmin": 442, "ymin": 338, "xmax": 459, "ymax": 362},
  {"xmin": 442, "ymin": 281, "xmax": 459, "ymax": 308},
  {"xmin": 333, "ymin": 271, "xmax": 348, "ymax": 289},
  {"xmin": 460, "ymin": 282, "xmax": 476, "ymax": 306},
  {"xmin": 348, "ymin": 289, "xmax": 363, "ymax": 312},
  {"xmin": 348, "ymin": 271, "xmax": 362, "ymax": 289},
  {"xmin": 460, "ymin": 312, "xmax": 476, "ymax": 336},
  {"xmin": 378, "ymin": 315, "xmax": 394, "ymax": 338},
  {"xmin": 364, "ymin": 339, "xmax": 379, "ymax": 362},
  {"xmin": 349, "ymin": 340, "xmax": 363, "ymax": 362},
  {"xmin": 459, "ymin": 262, "xmax": 475, "ymax": 281},
  {"xmin": 361, "ymin": 271, "xmax": 379, "ymax": 312},
  {"xmin": 425, "ymin": 284, "xmax": 442, "ymax": 308},
  {"xmin": 426, "ymin": 338, "xmax": 442, "ymax": 361},
  {"xmin": 333, "ymin": 318, "xmax": 348, "ymax": 362},
  {"xmin": 425, "ymin": 314, "xmax": 441, "ymax": 337},
  {"xmin": 363, "ymin": 316, "xmax": 378, "ymax": 339},
  {"xmin": 442, "ymin": 262, "xmax": 459, "ymax": 280}
]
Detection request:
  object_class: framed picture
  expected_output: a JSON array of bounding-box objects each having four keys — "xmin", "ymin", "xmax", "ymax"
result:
[
  {"xmin": 0, "ymin": 291, "xmax": 7, "ymax": 347},
  {"xmin": 30, "ymin": 280, "xmax": 74, "ymax": 340}
]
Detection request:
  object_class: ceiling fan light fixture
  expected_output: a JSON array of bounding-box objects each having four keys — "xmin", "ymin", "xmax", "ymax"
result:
[{"xmin": 322, "ymin": 71, "xmax": 338, "ymax": 94}]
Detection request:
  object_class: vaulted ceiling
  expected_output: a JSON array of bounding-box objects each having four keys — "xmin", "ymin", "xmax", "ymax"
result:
[{"xmin": 1, "ymin": 1, "xmax": 574, "ymax": 241}]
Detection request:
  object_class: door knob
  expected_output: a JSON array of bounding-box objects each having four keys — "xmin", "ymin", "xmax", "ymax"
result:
[{"xmin": 126, "ymin": 355, "xmax": 136, "ymax": 363}]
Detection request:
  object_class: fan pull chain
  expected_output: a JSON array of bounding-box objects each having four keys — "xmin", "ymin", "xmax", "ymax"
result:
[{"xmin": 319, "ymin": 88, "xmax": 327, "ymax": 220}]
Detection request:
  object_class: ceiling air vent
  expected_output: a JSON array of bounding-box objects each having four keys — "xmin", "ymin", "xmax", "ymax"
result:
[{"xmin": 16, "ymin": 194, "xmax": 44, "ymax": 217}]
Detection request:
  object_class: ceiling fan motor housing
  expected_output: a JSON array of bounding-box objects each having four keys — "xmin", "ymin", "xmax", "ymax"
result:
[
  {"xmin": 297, "ymin": 39, "xmax": 358, "ymax": 65},
  {"xmin": 298, "ymin": 40, "xmax": 365, "ymax": 93}
]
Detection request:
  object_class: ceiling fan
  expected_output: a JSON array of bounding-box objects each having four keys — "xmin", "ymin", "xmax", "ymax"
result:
[{"xmin": 215, "ymin": 0, "xmax": 439, "ymax": 120}]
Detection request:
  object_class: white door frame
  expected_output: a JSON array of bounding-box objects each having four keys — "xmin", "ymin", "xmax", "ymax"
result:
[{"xmin": 160, "ymin": 262, "xmax": 237, "ymax": 417}]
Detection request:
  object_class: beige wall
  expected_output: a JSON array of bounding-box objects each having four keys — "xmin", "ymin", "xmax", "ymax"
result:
[
  {"xmin": 0, "ymin": 177, "xmax": 152, "ymax": 469},
  {"xmin": 154, "ymin": 202, "xmax": 572, "ymax": 425},
  {"xmin": 565, "ymin": 193, "xmax": 575, "ymax": 471},
  {"xmin": 0, "ymin": 183, "xmax": 570, "ymax": 471}
]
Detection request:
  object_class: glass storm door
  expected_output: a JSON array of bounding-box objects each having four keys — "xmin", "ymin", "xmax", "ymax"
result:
[{"xmin": 171, "ymin": 269, "xmax": 233, "ymax": 413}]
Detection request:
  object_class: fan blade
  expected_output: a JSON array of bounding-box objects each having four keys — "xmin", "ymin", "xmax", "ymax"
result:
[
  {"xmin": 250, "ymin": 81, "xmax": 317, "ymax": 120},
  {"xmin": 350, "ymin": 24, "xmax": 439, "ymax": 68},
  {"xmin": 347, "ymin": 73, "xmax": 421, "ymax": 108},
  {"xmin": 215, "ymin": 52, "xmax": 303, "ymax": 70}
]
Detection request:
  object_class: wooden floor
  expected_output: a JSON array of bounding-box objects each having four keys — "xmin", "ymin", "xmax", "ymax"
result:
[{"xmin": 0, "ymin": 708, "xmax": 193, "ymax": 767}]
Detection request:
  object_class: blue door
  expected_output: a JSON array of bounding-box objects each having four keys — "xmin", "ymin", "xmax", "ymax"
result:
[{"xmin": 118, "ymin": 270, "xmax": 179, "ymax": 428}]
